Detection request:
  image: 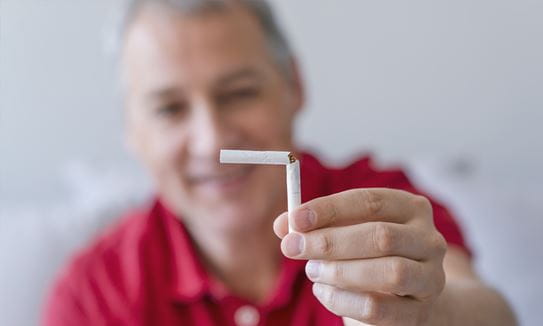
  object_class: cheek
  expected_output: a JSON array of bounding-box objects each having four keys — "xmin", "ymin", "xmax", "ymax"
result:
[
  {"xmin": 235, "ymin": 104, "xmax": 294, "ymax": 145},
  {"xmin": 136, "ymin": 125, "xmax": 187, "ymax": 177}
]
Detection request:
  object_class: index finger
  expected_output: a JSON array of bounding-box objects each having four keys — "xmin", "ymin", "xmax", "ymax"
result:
[{"xmin": 290, "ymin": 188, "xmax": 432, "ymax": 232}]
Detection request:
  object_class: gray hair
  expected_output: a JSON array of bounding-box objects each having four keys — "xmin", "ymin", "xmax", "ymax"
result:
[{"xmin": 115, "ymin": 0, "xmax": 294, "ymax": 81}]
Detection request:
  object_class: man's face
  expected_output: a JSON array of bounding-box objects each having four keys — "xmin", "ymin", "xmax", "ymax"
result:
[{"xmin": 122, "ymin": 5, "xmax": 303, "ymax": 232}]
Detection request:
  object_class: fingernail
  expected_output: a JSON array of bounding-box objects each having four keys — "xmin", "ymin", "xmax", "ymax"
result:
[
  {"xmin": 294, "ymin": 208, "xmax": 316, "ymax": 231},
  {"xmin": 305, "ymin": 260, "xmax": 321, "ymax": 280},
  {"xmin": 313, "ymin": 283, "xmax": 325, "ymax": 297},
  {"xmin": 283, "ymin": 233, "xmax": 304, "ymax": 256}
]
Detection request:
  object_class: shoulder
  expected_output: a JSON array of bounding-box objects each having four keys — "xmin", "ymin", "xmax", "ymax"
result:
[
  {"xmin": 301, "ymin": 151, "xmax": 409, "ymax": 192},
  {"xmin": 69, "ymin": 204, "xmax": 151, "ymax": 277},
  {"xmin": 42, "ymin": 203, "xmax": 155, "ymax": 324}
]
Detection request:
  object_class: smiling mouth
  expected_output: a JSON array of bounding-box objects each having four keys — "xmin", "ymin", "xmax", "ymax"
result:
[{"xmin": 188, "ymin": 165, "xmax": 255, "ymax": 188}]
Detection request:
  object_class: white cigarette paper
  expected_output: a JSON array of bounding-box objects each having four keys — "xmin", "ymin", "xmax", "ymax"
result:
[
  {"xmin": 220, "ymin": 149, "xmax": 301, "ymax": 233},
  {"xmin": 286, "ymin": 160, "xmax": 301, "ymax": 232},
  {"xmin": 220, "ymin": 150, "xmax": 292, "ymax": 165}
]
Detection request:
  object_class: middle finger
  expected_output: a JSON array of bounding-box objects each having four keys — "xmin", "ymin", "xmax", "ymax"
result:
[{"xmin": 281, "ymin": 222, "xmax": 441, "ymax": 261}]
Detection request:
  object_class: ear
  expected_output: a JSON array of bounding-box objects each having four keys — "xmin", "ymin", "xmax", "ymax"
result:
[{"xmin": 287, "ymin": 57, "xmax": 305, "ymax": 115}]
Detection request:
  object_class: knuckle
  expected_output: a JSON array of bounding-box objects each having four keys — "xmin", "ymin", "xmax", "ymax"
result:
[
  {"xmin": 360, "ymin": 189, "xmax": 384, "ymax": 216},
  {"xmin": 432, "ymin": 232, "xmax": 448, "ymax": 256},
  {"xmin": 436, "ymin": 270, "xmax": 446, "ymax": 295},
  {"xmin": 432, "ymin": 263, "xmax": 446, "ymax": 295},
  {"xmin": 315, "ymin": 233, "xmax": 335, "ymax": 257},
  {"xmin": 387, "ymin": 258, "xmax": 411, "ymax": 295},
  {"xmin": 373, "ymin": 222, "xmax": 397, "ymax": 255},
  {"xmin": 361, "ymin": 294, "xmax": 384, "ymax": 323},
  {"xmin": 322, "ymin": 199, "xmax": 338, "ymax": 225},
  {"xmin": 331, "ymin": 262, "xmax": 344, "ymax": 281},
  {"xmin": 412, "ymin": 195, "xmax": 432, "ymax": 213},
  {"xmin": 420, "ymin": 265, "xmax": 445, "ymax": 300}
]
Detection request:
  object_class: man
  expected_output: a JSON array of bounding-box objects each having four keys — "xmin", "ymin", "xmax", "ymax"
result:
[{"xmin": 43, "ymin": 0, "xmax": 516, "ymax": 325}]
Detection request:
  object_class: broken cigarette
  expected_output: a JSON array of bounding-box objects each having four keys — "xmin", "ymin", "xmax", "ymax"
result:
[{"xmin": 219, "ymin": 149, "xmax": 301, "ymax": 233}]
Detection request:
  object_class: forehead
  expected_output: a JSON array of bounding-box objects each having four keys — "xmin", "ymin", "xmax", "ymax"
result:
[{"xmin": 121, "ymin": 4, "xmax": 273, "ymax": 92}]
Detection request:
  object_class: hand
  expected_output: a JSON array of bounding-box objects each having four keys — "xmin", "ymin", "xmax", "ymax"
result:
[{"xmin": 273, "ymin": 188, "xmax": 447, "ymax": 325}]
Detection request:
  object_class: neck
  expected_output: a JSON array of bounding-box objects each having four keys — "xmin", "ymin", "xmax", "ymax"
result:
[{"xmin": 186, "ymin": 212, "xmax": 282, "ymax": 303}]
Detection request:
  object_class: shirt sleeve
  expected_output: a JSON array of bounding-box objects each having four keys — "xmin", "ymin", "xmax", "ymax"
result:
[
  {"xmin": 42, "ymin": 269, "xmax": 91, "ymax": 326},
  {"xmin": 41, "ymin": 240, "xmax": 122, "ymax": 326}
]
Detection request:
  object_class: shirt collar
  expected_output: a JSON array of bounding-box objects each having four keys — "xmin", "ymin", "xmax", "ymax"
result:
[
  {"xmin": 153, "ymin": 199, "xmax": 307, "ymax": 308},
  {"xmin": 155, "ymin": 200, "xmax": 209, "ymax": 302}
]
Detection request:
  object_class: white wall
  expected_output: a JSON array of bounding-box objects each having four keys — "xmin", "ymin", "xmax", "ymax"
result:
[
  {"xmin": 0, "ymin": 1, "xmax": 130, "ymax": 207},
  {"xmin": 279, "ymin": 0, "xmax": 543, "ymax": 181},
  {"xmin": 1, "ymin": 0, "xmax": 542, "ymax": 207},
  {"xmin": 1, "ymin": 0, "xmax": 542, "ymax": 325}
]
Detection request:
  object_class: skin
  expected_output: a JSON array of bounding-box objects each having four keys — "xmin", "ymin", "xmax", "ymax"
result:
[
  {"xmin": 274, "ymin": 190, "xmax": 517, "ymax": 325},
  {"xmin": 122, "ymin": 2, "xmax": 517, "ymax": 325},
  {"xmin": 122, "ymin": 3, "xmax": 303, "ymax": 302}
]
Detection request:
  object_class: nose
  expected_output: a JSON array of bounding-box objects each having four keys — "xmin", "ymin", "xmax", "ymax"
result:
[{"xmin": 187, "ymin": 98, "xmax": 231, "ymax": 160}]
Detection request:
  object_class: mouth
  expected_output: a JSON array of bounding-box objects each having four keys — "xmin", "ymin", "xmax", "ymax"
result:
[{"xmin": 187, "ymin": 165, "xmax": 255, "ymax": 193}]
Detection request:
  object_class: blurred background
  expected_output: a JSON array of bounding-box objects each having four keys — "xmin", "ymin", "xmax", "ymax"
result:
[{"xmin": 1, "ymin": 0, "xmax": 542, "ymax": 325}]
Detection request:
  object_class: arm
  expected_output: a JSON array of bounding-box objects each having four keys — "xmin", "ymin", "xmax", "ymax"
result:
[{"xmin": 427, "ymin": 246, "xmax": 517, "ymax": 326}]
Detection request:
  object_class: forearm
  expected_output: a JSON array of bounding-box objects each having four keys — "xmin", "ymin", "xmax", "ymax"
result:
[{"xmin": 429, "ymin": 279, "xmax": 517, "ymax": 326}]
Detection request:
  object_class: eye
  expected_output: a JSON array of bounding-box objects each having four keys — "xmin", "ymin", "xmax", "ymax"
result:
[
  {"xmin": 217, "ymin": 86, "xmax": 260, "ymax": 105},
  {"xmin": 155, "ymin": 102, "xmax": 187, "ymax": 118}
]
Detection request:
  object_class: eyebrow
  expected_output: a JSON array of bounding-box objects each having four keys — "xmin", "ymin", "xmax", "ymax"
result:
[
  {"xmin": 215, "ymin": 67, "xmax": 264, "ymax": 87},
  {"xmin": 143, "ymin": 84, "xmax": 185, "ymax": 109},
  {"xmin": 148, "ymin": 87, "xmax": 181, "ymax": 99}
]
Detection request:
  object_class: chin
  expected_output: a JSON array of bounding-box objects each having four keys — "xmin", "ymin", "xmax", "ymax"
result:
[{"xmin": 206, "ymin": 203, "xmax": 267, "ymax": 233}]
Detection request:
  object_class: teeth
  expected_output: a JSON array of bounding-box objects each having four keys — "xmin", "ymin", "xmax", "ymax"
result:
[{"xmin": 191, "ymin": 167, "xmax": 249, "ymax": 183}]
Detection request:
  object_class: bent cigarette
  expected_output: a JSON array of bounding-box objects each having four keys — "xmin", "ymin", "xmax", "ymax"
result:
[
  {"xmin": 219, "ymin": 150, "xmax": 292, "ymax": 165},
  {"xmin": 220, "ymin": 149, "xmax": 301, "ymax": 233}
]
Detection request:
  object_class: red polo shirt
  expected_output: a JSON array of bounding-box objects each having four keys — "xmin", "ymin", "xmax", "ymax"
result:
[{"xmin": 43, "ymin": 153, "xmax": 470, "ymax": 326}]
